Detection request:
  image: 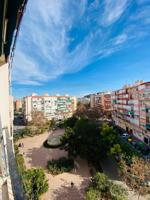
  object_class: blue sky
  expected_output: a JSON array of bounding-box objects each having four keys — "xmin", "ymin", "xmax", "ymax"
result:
[{"xmin": 12, "ymin": 0, "xmax": 150, "ymax": 98}]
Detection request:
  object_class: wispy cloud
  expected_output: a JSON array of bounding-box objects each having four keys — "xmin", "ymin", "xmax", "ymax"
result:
[
  {"xmin": 101, "ymin": 0, "xmax": 129, "ymax": 26},
  {"xmin": 13, "ymin": 0, "xmax": 150, "ymax": 85}
]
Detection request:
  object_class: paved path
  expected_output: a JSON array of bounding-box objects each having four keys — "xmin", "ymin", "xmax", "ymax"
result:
[
  {"xmin": 100, "ymin": 157, "xmax": 120, "ymax": 181},
  {"xmin": 17, "ymin": 131, "xmax": 91, "ymax": 200}
]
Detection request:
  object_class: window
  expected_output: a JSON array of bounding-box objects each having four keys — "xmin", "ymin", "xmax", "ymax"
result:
[{"xmin": 144, "ymin": 137, "xmax": 149, "ymax": 145}]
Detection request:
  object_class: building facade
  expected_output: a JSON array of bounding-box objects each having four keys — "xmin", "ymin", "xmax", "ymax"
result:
[
  {"xmin": 24, "ymin": 93, "xmax": 77, "ymax": 122},
  {"xmin": 77, "ymin": 95, "xmax": 91, "ymax": 105},
  {"xmin": 14, "ymin": 99, "xmax": 23, "ymax": 112},
  {"xmin": 112, "ymin": 81, "xmax": 150, "ymax": 146},
  {"xmin": 90, "ymin": 92, "xmax": 112, "ymax": 112}
]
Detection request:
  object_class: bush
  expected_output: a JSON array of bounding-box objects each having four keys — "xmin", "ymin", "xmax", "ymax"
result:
[
  {"xmin": 14, "ymin": 127, "xmax": 31, "ymax": 142},
  {"xmin": 64, "ymin": 116, "xmax": 78, "ymax": 128},
  {"xmin": 14, "ymin": 145, "xmax": 48, "ymax": 200},
  {"xmin": 14, "ymin": 144, "xmax": 26, "ymax": 173},
  {"xmin": 23, "ymin": 168, "xmax": 48, "ymax": 200},
  {"xmin": 85, "ymin": 172, "xmax": 127, "ymax": 200},
  {"xmin": 86, "ymin": 188, "xmax": 99, "ymax": 200},
  {"xmin": 47, "ymin": 157, "xmax": 74, "ymax": 175}
]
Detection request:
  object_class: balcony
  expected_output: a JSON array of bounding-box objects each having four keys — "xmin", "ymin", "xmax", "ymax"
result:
[{"xmin": 146, "ymin": 123, "xmax": 150, "ymax": 131}]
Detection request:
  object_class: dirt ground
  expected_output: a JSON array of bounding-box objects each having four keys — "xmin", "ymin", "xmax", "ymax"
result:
[{"xmin": 17, "ymin": 130, "xmax": 91, "ymax": 200}]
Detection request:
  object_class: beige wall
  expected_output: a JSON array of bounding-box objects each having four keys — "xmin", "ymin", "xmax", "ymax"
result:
[
  {"xmin": 0, "ymin": 64, "xmax": 10, "ymax": 132},
  {"xmin": 0, "ymin": 63, "xmax": 11, "ymax": 181}
]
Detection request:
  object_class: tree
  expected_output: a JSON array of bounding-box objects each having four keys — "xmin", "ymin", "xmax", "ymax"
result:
[
  {"xmin": 49, "ymin": 118, "xmax": 55, "ymax": 129},
  {"xmin": 28, "ymin": 111, "xmax": 49, "ymax": 135},
  {"xmin": 75, "ymin": 102, "xmax": 87, "ymax": 118},
  {"xmin": 23, "ymin": 168, "xmax": 48, "ymax": 200},
  {"xmin": 75, "ymin": 102, "xmax": 103, "ymax": 121},
  {"xmin": 120, "ymin": 156, "xmax": 150, "ymax": 197},
  {"xmin": 110, "ymin": 144, "xmax": 122, "ymax": 158},
  {"xmin": 85, "ymin": 107, "xmax": 102, "ymax": 121},
  {"xmin": 61, "ymin": 118, "xmax": 106, "ymax": 164},
  {"xmin": 61, "ymin": 127, "xmax": 80, "ymax": 158},
  {"xmin": 64, "ymin": 116, "xmax": 78, "ymax": 128},
  {"xmin": 30, "ymin": 110, "xmax": 48, "ymax": 127},
  {"xmin": 86, "ymin": 172, "xmax": 127, "ymax": 200},
  {"xmin": 100, "ymin": 123, "xmax": 118, "ymax": 153}
]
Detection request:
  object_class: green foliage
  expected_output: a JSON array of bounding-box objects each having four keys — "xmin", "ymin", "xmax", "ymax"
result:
[
  {"xmin": 16, "ymin": 154, "xmax": 26, "ymax": 174},
  {"xmin": 61, "ymin": 127, "xmax": 78, "ymax": 158},
  {"xmin": 86, "ymin": 188, "xmax": 99, "ymax": 200},
  {"xmin": 14, "ymin": 122, "xmax": 51, "ymax": 142},
  {"xmin": 47, "ymin": 157, "xmax": 74, "ymax": 175},
  {"xmin": 49, "ymin": 119, "xmax": 56, "ymax": 129},
  {"xmin": 110, "ymin": 144, "xmax": 122, "ymax": 155},
  {"xmin": 14, "ymin": 144, "xmax": 26, "ymax": 174},
  {"xmin": 110, "ymin": 184, "xmax": 128, "ymax": 200},
  {"xmin": 14, "ymin": 144, "xmax": 48, "ymax": 200},
  {"xmin": 14, "ymin": 144, "xmax": 19, "ymax": 155},
  {"xmin": 23, "ymin": 168, "xmax": 48, "ymax": 200},
  {"xmin": 61, "ymin": 118, "xmax": 105, "ymax": 163},
  {"xmin": 86, "ymin": 172, "xmax": 127, "ymax": 200},
  {"xmin": 64, "ymin": 116, "xmax": 78, "ymax": 128},
  {"xmin": 101, "ymin": 124, "xmax": 140, "ymax": 162},
  {"xmin": 14, "ymin": 127, "xmax": 31, "ymax": 141},
  {"xmin": 120, "ymin": 141, "xmax": 140, "ymax": 161},
  {"xmin": 100, "ymin": 124, "xmax": 118, "ymax": 150}
]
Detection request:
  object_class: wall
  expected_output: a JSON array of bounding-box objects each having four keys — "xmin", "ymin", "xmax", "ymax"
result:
[{"xmin": 0, "ymin": 64, "xmax": 10, "ymax": 131}]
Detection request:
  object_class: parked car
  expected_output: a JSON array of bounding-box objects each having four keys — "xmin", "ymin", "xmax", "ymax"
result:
[
  {"xmin": 143, "ymin": 153, "xmax": 150, "ymax": 160},
  {"xmin": 121, "ymin": 133, "xmax": 129, "ymax": 138},
  {"xmin": 131, "ymin": 141, "xmax": 137, "ymax": 146}
]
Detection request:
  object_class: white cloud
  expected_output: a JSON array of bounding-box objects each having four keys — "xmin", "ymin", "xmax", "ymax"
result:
[
  {"xmin": 101, "ymin": 0, "xmax": 129, "ymax": 26},
  {"xmin": 114, "ymin": 34, "xmax": 127, "ymax": 44},
  {"xmin": 13, "ymin": 0, "xmax": 150, "ymax": 86},
  {"xmin": 130, "ymin": 6, "xmax": 150, "ymax": 25}
]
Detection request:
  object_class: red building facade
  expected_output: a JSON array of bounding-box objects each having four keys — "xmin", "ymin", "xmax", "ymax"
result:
[{"xmin": 112, "ymin": 81, "xmax": 150, "ymax": 146}]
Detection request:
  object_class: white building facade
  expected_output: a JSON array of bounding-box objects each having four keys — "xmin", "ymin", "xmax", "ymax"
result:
[{"xmin": 24, "ymin": 94, "xmax": 77, "ymax": 122}]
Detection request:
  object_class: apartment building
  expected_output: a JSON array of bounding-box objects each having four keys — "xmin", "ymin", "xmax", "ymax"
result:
[
  {"xmin": 90, "ymin": 92, "xmax": 112, "ymax": 112},
  {"xmin": 112, "ymin": 81, "xmax": 150, "ymax": 146},
  {"xmin": 78, "ymin": 95, "xmax": 91, "ymax": 105},
  {"xmin": 14, "ymin": 99, "xmax": 23, "ymax": 112},
  {"xmin": 24, "ymin": 93, "xmax": 77, "ymax": 122}
]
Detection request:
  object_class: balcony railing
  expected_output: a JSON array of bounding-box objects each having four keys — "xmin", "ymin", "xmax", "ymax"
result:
[{"xmin": 146, "ymin": 123, "xmax": 150, "ymax": 130}]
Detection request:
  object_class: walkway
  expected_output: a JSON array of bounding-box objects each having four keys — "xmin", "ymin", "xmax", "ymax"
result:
[
  {"xmin": 100, "ymin": 157, "xmax": 120, "ymax": 181},
  {"xmin": 17, "ymin": 131, "xmax": 91, "ymax": 200}
]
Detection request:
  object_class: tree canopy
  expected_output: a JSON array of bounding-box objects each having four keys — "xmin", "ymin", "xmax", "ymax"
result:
[
  {"xmin": 61, "ymin": 118, "xmax": 106, "ymax": 163},
  {"xmin": 120, "ymin": 156, "xmax": 150, "ymax": 197},
  {"xmin": 86, "ymin": 172, "xmax": 127, "ymax": 200}
]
